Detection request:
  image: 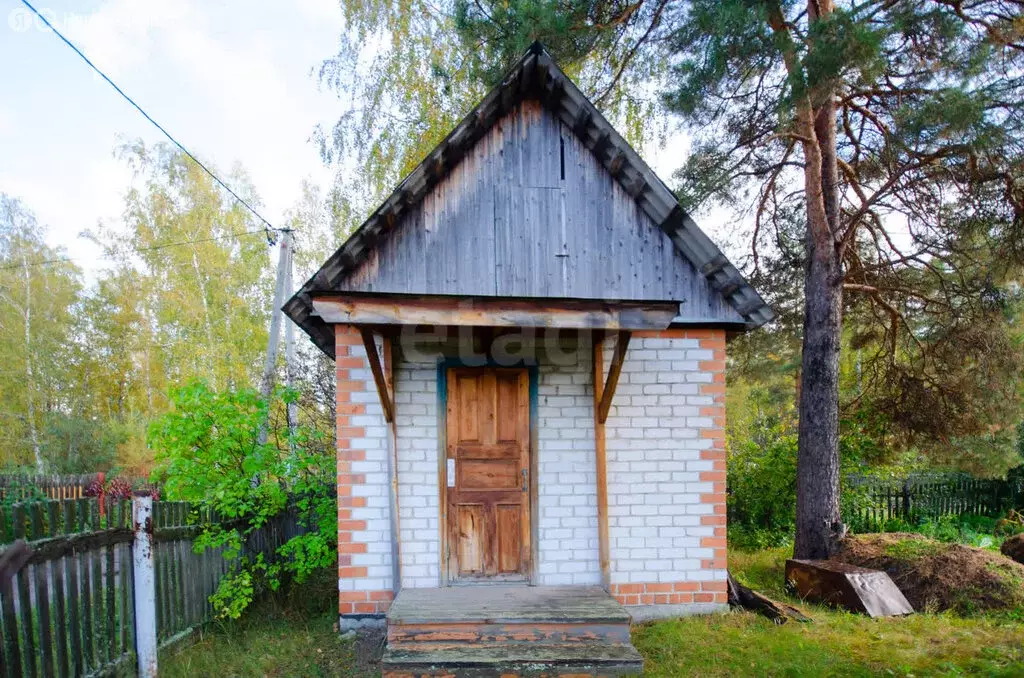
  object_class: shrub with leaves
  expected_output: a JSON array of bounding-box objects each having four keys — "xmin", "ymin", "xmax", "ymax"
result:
[
  {"xmin": 727, "ymin": 404, "xmax": 877, "ymax": 550},
  {"xmin": 149, "ymin": 381, "xmax": 335, "ymax": 618},
  {"xmin": 105, "ymin": 476, "xmax": 133, "ymax": 501}
]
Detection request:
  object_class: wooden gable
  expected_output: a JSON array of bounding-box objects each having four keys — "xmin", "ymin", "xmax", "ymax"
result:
[
  {"xmin": 338, "ymin": 100, "xmax": 741, "ymax": 325},
  {"xmin": 287, "ymin": 43, "xmax": 772, "ymax": 357}
]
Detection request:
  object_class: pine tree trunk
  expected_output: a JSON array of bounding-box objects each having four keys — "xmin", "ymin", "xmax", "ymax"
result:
[
  {"xmin": 794, "ymin": 26, "xmax": 844, "ymax": 555},
  {"xmin": 794, "ymin": 240, "xmax": 844, "ymax": 558}
]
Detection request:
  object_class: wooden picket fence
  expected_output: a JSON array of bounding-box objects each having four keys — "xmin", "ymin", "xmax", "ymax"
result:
[
  {"xmin": 0, "ymin": 475, "xmax": 102, "ymax": 502},
  {"xmin": 0, "ymin": 497, "xmax": 306, "ymax": 677},
  {"xmin": 848, "ymin": 472, "xmax": 1024, "ymax": 531}
]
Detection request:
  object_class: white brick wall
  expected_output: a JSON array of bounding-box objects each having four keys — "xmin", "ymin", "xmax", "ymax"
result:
[
  {"xmin": 394, "ymin": 359, "xmax": 442, "ymax": 588},
  {"xmin": 536, "ymin": 348, "xmax": 602, "ymax": 586},
  {"xmin": 605, "ymin": 336, "xmax": 726, "ymax": 586}
]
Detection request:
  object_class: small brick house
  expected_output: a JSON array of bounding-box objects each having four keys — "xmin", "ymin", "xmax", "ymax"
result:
[{"xmin": 287, "ymin": 43, "xmax": 771, "ymax": 674}]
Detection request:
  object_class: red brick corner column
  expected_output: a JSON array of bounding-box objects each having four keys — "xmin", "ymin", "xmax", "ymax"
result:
[{"xmin": 335, "ymin": 325, "xmax": 394, "ymax": 631}]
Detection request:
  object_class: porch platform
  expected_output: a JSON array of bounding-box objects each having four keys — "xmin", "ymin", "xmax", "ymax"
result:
[
  {"xmin": 388, "ymin": 585, "xmax": 632, "ymax": 624},
  {"xmin": 383, "ymin": 586, "xmax": 643, "ymax": 677}
]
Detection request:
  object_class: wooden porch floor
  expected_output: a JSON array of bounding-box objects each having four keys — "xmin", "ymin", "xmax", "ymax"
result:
[{"xmin": 387, "ymin": 585, "xmax": 632, "ymax": 624}]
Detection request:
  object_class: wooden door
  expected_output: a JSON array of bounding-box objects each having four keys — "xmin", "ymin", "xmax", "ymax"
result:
[{"xmin": 445, "ymin": 367, "xmax": 531, "ymax": 581}]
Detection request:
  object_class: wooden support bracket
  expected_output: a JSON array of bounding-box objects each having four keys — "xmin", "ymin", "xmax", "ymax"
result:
[
  {"xmin": 360, "ymin": 328, "xmax": 395, "ymax": 423},
  {"xmin": 597, "ymin": 331, "xmax": 631, "ymax": 424},
  {"xmin": 593, "ymin": 330, "xmax": 631, "ymax": 591},
  {"xmin": 382, "ymin": 335, "xmax": 403, "ymax": 593},
  {"xmin": 593, "ymin": 337, "xmax": 611, "ymax": 592}
]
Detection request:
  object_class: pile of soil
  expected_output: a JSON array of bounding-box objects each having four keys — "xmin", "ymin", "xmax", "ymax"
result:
[
  {"xmin": 1001, "ymin": 534, "xmax": 1024, "ymax": 565},
  {"xmin": 835, "ymin": 533, "xmax": 1024, "ymax": 614}
]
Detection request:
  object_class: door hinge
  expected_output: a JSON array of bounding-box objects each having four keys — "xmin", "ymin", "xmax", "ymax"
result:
[{"xmin": 521, "ymin": 468, "xmax": 528, "ymax": 493}]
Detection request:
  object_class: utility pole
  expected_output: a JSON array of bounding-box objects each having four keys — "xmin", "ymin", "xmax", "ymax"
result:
[
  {"xmin": 284, "ymin": 237, "xmax": 298, "ymax": 437},
  {"xmin": 259, "ymin": 228, "xmax": 294, "ymax": 445}
]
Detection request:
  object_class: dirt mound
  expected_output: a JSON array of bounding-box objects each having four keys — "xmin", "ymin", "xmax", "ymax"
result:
[
  {"xmin": 835, "ymin": 533, "xmax": 1024, "ymax": 614},
  {"xmin": 1002, "ymin": 534, "xmax": 1024, "ymax": 565}
]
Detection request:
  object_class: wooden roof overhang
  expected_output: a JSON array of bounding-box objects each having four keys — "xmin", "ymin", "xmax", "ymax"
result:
[
  {"xmin": 287, "ymin": 43, "xmax": 773, "ymax": 358},
  {"xmin": 309, "ymin": 292, "xmax": 682, "ymax": 331}
]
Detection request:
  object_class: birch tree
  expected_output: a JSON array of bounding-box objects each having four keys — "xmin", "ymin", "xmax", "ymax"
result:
[{"xmin": 0, "ymin": 195, "xmax": 82, "ymax": 471}]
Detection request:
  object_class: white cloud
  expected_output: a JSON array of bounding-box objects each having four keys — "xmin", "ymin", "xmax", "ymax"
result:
[
  {"xmin": 1, "ymin": 153, "xmax": 131, "ymax": 256},
  {"xmin": 53, "ymin": 0, "xmax": 342, "ymax": 223},
  {"xmin": 155, "ymin": 9, "xmax": 337, "ymax": 218},
  {"xmin": 6, "ymin": 0, "xmax": 343, "ymax": 275},
  {"xmin": 65, "ymin": 0, "xmax": 199, "ymax": 77},
  {"xmin": 291, "ymin": 0, "xmax": 343, "ymax": 23}
]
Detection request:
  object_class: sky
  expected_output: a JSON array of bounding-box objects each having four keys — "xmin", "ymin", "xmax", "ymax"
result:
[{"xmin": 0, "ymin": 0, "xmax": 693, "ymax": 279}]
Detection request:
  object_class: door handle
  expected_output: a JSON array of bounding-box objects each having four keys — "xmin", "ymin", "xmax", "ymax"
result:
[{"xmin": 521, "ymin": 468, "xmax": 528, "ymax": 493}]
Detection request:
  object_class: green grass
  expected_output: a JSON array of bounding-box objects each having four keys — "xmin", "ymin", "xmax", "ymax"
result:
[
  {"xmin": 162, "ymin": 548, "xmax": 1024, "ymax": 676},
  {"xmin": 159, "ymin": 572, "xmax": 375, "ymax": 678},
  {"xmin": 159, "ymin": 604, "xmax": 370, "ymax": 678},
  {"xmin": 883, "ymin": 537, "xmax": 946, "ymax": 561},
  {"xmin": 633, "ymin": 547, "xmax": 1024, "ymax": 677}
]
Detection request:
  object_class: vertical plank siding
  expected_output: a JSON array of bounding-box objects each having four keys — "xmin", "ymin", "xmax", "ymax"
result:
[
  {"xmin": 0, "ymin": 498, "xmax": 309, "ymax": 677},
  {"xmin": 337, "ymin": 100, "xmax": 744, "ymax": 324}
]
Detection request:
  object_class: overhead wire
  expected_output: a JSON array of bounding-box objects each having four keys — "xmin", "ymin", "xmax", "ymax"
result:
[
  {"xmin": 18, "ymin": 0, "xmax": 282, "ymax": 246},
  {"xmin": 0, "ymin": 228, "xmax": 276, "ymax": 270}
]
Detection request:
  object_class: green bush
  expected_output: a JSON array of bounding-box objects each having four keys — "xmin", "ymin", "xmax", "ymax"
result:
[
  {"xmin": 0, "ymin": 476, "xmax": 44, "ymax": 511},
  {"xmin": 149, "ymin": 381, "xmax": 335, "ymax": 618},
  {"xmin": 40, "ymin": 412, "xmax": 122, "ymax": 473},
  {"xmin": 726, "ymin": 412, "xmax": 885, "ymax": 548},
  {"xmin": 726, "ymin": 414, "xmax": 798, "ymax": 545}
]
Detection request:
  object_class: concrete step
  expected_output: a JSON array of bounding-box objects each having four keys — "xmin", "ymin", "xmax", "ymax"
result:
[{"xmin": 381, "ymin": 641, "xmax": 644, "ymax": 677}]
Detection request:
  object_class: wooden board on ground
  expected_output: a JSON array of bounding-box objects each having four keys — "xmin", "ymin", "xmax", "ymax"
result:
[
  {"xmin": 727, "ymin": 571, "xmax": 810, "ymax": 624},
  {"xmin": 785, "ymin": 559, "xmax": 914, "ymax": 618}
]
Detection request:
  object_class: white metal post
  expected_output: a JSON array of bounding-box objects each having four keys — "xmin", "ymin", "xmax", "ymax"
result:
[{"xmin": 132, "ymin": 492, "xmax": 157, "ymax": 678}]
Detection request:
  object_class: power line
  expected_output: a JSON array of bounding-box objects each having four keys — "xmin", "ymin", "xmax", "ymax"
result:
[
  {"xmin": 0, "ymin": 227, "xmax": 279, "ymax": 271},
  {"xmin": 19, "ymin": 0, "xmax": 281, "ymax": 245}
]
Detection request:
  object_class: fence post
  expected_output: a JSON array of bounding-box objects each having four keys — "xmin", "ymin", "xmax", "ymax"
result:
[
  {"xmin": 132, "ymin": 491, "xmax": 158, "ymax": 678},
  {"xmin": 97, "ymin": 472, "xmax": 106, "ymax": 520}
]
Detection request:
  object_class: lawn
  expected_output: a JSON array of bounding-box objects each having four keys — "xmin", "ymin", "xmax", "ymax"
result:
[
  {"xmin": 160, "ymin": 548, "xmax": 1024, "ymax": 677},
  {"xmin": 635, "ymin": 548, "xmax": 1024, "ymax": 677}
]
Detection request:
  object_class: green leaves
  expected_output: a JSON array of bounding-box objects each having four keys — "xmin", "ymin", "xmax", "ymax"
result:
[
  {"xmin": 150, "ymin": 381, "xmax": 337, "ymax": 617},
  {"xmin": 802, "ymin": 9, "xmax": 885, "ymax": 95},
  {"xmin": 0, "ymin": 195, "xmax": 84, "ymax": 472},
  {"xmin": 150, "ymin": 381, "xmax": 280, "ymax": 515},
  {"xmin": 663, "ymin": 0, "xmax": 778, "ymax": 118},
  {"xmin": 893, "ymin": 86, "xmax": 996, "ymax": 150}
]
